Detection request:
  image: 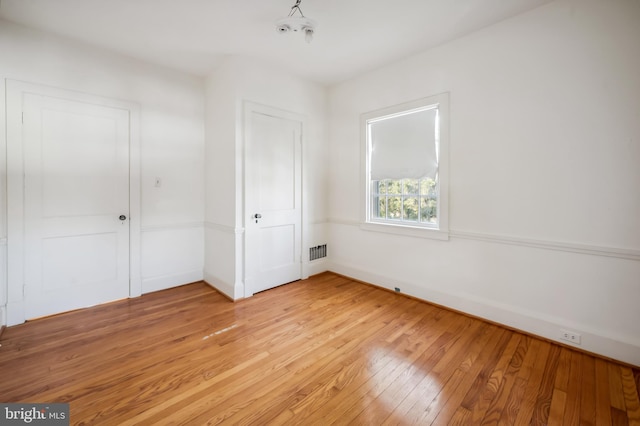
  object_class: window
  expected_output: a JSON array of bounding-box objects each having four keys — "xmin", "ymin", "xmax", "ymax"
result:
[{"xmin": 362, "ymin": 93, "xmax": 449, "ymax": 239}]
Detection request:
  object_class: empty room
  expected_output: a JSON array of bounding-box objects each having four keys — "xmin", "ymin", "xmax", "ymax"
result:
[{"xmin": 0, "ymin": 0, "xmax": 639, "ymax": 424}]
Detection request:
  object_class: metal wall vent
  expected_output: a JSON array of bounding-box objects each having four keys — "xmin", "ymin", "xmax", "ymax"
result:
[{"xmin": 310, "ymin": 244, "xmax": 327, "ymax": 261}]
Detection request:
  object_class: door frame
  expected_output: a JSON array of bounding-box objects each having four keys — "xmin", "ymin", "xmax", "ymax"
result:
[
  {"xmin": 5, "ymin": 80, "xmax": 141, "ymax": 325},
  {"xmin": 242, "ymin": 101, "xmax": 308, "ymax": 298}
]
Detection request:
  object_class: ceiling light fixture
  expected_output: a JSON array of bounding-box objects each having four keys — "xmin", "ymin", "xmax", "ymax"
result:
[{"xmin": 276, "ymin": 0, "xmax": 316, "ymax": 43}]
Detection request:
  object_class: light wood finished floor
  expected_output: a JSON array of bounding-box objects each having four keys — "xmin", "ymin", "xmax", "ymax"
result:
[{"xmin": 1, "ymin": 272, "xmax": 639, "ymax": 425}]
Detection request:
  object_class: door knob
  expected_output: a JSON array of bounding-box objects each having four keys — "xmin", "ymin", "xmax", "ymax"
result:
[
  {"xmin": 119, "ymin": 215, "xmax": 127, "ymax": 221},
  {"xmin": 254, "ymin": 213, "xmax": 261, "ymax": 223}
]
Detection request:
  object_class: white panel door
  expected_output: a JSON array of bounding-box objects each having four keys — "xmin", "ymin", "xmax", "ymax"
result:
[
  {"xmin": 245, "ymin": 106, "xmax": 302, "ymax": 295},
  {"xmin": 23, "ymin": 93, "xmax": 130, "ymax": 319}
]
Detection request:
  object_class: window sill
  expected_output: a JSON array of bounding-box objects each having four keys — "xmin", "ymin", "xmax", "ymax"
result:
[{"xmin": 360, "ymin": 222, "xmax": 450, "ymax": 241}]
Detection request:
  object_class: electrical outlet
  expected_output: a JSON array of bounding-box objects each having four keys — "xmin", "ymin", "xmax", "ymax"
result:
[{"xmin": 560, "ymin": 329, "xmax": 582, "ymax": 345}]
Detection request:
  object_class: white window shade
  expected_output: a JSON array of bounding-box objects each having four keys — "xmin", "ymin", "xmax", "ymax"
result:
[{"xmin": 369, "ymin": 107, "xmax": 438, "ymax": 180}]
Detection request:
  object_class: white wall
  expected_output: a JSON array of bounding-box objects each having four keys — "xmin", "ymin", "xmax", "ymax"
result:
[
  {"xmin": 204, "ymin": 61, "xmax": 240, "ymax": 297},
  {"xmin": 204, "ymin": 56, "xmax": 328, "ymax": 299},
  {"xmin": 0, "ymin": 19, "xmax": 205, "ymax": 323},
  {"xmin": 327, "ymin": 0, "xmax": 640, "ymax": 366}
]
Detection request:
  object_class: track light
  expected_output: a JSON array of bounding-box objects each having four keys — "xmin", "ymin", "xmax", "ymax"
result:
[{"xmin": 276, "ymin": 0, "xmax": 317, "ymax": 43}]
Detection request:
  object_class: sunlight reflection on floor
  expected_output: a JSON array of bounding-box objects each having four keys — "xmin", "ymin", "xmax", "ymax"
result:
[{"xmin": 352, "ymin": 345, "xmax": 446, "ymax": 424}]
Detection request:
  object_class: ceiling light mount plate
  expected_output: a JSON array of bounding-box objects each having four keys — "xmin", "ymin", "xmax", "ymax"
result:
[
  {"xmin": 276, "ymin": 16, "xmax": 316, "ymax": 40},
  {"xmin": 276, "ymin": 0, "xmax": 316, "ymax": 43}
]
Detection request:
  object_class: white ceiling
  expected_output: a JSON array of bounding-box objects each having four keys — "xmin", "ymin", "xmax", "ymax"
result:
[{"xmin": 0, "ymin": 0, "xmax": 552, "ymax": 85}]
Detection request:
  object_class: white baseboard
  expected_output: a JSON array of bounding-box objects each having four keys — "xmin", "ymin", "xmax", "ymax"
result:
[
  {"xmin": 141, "ymin": 269, "xmax": 203, "ymax": 294},
  {"xmin": 6, "ymin": 300, "xmax": 25, "ymax": 327},
  {"xmin": 203, "ymin": 272, "xmax": 239, "ymax": 300},
  {"xmin": 305, "ymin": 258, "xmax": 329, "ymax": 277},
  {"xmin": 328, "ymin": 260, "xmax": 640, "ymax": 367},
  {"xmin": 0, "ymin": 306, "xmax": 6, "ymax": 328}
]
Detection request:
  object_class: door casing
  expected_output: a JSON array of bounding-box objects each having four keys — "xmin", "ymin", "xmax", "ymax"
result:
[
  {"xmin": 5, "ymin": 80, "xmax": 141, "ymax": 325},
  {"xmin": 243, "ymin": 101, "xmax": 308, "ymax": 298}
]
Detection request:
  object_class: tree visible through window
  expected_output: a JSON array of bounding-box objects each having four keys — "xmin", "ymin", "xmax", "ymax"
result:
[{"xmin": 371, "ymin": 178, "xmax": 437, "ymax": 223}]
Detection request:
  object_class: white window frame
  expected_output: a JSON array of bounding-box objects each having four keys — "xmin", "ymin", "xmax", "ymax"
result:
[{"xmin": 361, "ymin": 93, "xmax": 449, "ymax": 240}]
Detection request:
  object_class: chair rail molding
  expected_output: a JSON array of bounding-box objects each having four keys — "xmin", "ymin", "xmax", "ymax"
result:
[
  {"xmin": 205, "ymin": 222, "xmax": 244, "ymax": 235},
  {"xmin": 449, "ymin": 230, "xmax": 640, "ymax": 262},
  {"xmin": 328, "ymin": 218, "xmax": 639, "ymax": 261}
]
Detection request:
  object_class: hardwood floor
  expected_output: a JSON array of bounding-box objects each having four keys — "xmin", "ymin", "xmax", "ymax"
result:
[{"xmin": 1, "ymin": 272, "xmax": 639, "ymax": 425}]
